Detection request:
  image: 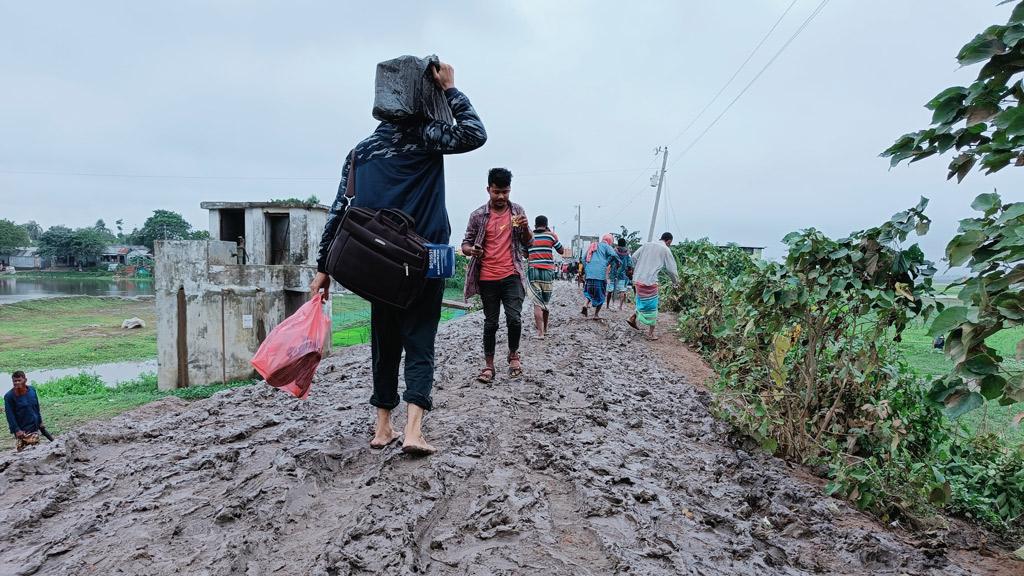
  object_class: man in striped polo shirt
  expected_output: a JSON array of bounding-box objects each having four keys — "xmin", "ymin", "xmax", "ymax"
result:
[{"xmin": 527, "ymin": 215, "xmax": 564, "ymax": 339}]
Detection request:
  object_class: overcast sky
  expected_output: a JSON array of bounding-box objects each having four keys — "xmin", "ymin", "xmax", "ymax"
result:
[{"xmin": 2, "ymin": 0, "xmax": 1023, "ymax": 265}]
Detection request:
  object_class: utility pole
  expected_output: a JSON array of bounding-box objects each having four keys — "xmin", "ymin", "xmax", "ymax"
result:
[
  {"xmin": 647, "ymin": 146, "xmax": 669, "ymax": 242},
  {"xmin": 574, "ymin": 204, "xmax": 582, "ymax": 260}
]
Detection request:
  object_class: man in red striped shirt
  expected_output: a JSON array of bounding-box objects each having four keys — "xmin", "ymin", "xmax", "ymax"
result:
[{"xmin": 527, "ymin": 215, "xmax": 564, "ymax": 339}]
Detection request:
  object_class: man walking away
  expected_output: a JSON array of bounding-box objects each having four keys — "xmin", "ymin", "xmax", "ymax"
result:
[
  {"xmin": 311, "ymin": 58, "xmax": 487, "ymax": 456},
  {"xmin": 582, "ymin": 233, "xmax": 621, "ymax": 320},
  {"xmin": 5, "ymin": 371, "xmax": 46, "ymax": 452},
  {"xmin": 462, "ymin": 168, "xmax": 533, "ymax": 383},
  {"xmin": 627, "ymin": 232, "xmax": 679, "ymax": 340},
  {"xmin": 612, "ymin": 237, "xmax": 633, "ymax": 310},
  {"xmin": 526, "ymin": 215, "xmax": 563, "ymax": 339}
]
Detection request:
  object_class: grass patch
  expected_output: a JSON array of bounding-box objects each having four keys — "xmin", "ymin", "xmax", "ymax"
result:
[
  {"xmin": 329, "ymin": 288, "xmax": 469, "ymax": 348},
  {"xmin": 3, "ymin": 372, "xmax": 254, "ymax": 450},
  {"xmin": 0, "ymin": 296, "xmax": 156, "ymax": 371},
  {"xmin": 899, "ymin": 323, "xmax": 1024, "ymax": 446}
]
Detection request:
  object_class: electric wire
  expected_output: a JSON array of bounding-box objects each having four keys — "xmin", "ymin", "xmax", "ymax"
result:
[
  {"xmin": 666, "ymin": 0, "xmax": 800, "ymax": 147},
  {"xmin": 670, "ymin": 0, "xmax": 831, "ymax": 168}
]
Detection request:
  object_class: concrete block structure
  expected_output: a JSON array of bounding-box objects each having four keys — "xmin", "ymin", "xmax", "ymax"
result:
[{"xmin": 155, "ymin": 201, "xmax": 331, "ymax": 391}]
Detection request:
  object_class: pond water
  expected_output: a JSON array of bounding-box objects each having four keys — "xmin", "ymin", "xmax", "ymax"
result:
[
  {"xmin": 0, "ymin": 276, "xmax": 155, "ymax": 304},
  {"xmin": 1, "ymin": 359, "xmax": 159, "ymax": 395}
]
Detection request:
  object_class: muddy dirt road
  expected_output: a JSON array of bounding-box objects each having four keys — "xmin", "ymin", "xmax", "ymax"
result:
[{"xmin": 0, "ymin": 284, "xmax": 1016, "ymax": 575}]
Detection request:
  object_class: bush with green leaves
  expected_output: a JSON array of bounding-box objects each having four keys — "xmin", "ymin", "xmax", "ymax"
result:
[
  {"xmin": 883, "ymin": 1, "xmax": 1024, "ymax": 423},
  {"xmin": 672, "ymin": 204, "xmax": 1024, "ymax": 532}
]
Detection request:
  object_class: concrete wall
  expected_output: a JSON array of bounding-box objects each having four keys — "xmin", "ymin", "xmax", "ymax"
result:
[{"xmin": 155, "ymin": 239, "xmax": 325, "ymax": 391}]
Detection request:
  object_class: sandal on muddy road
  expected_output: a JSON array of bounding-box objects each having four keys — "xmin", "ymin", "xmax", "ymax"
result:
[
  {"xmin": 477, "ymin": 366, "xmax": 495, "ymax": 383},
  {"xmin": 508, "ymin": 351, "xmax": 523, "ymax": 378}
]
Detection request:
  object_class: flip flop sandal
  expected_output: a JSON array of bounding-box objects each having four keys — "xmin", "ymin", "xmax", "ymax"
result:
[
  {"xmin": 581, "ymin": 306, "xmax": 589, "ymax": 317},
  {"xmin": 508, "ymin": 352, "xmax": 523, "ymax": 378},
  {"xmin": 477, "ymin": 367, "xmax": 496, "ymax": 383},
  {"xmin": 626, "ymin": 317, "xmax": 640, "ymax": 330}
]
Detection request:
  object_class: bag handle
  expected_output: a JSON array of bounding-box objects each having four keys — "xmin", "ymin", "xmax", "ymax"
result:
[{"xmin": 378, "ymin": 209, "xmax": 413, "ymax": 233}]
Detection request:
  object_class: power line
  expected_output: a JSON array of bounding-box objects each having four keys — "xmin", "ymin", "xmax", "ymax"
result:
[
  {"xmin": 670, "ymin": 0, "xmax": 831, "ymax": 167},
  {"xmin": 666, "ymin": 0, "xmax": 800, "ymax": 147},
  {"xmin": 0, "ymin": 166, "xmax": 649, "ymax": 182}
]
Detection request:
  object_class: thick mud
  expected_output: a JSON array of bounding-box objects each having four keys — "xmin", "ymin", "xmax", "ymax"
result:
[{"xmin": 0, "ymin": 284, "xmax": 1017, "ymax": 575}]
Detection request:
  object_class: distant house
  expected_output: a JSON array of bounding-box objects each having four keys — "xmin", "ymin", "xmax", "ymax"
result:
[
  {"xmin": 7, "ymin": 247, "xmax": 42, "ymax": 269},
  {"xmin": 100, "ymin": 245, "xmax": 150, "ymax": 267},
  {"xmin": 717, "ymin": 245, "xmax": 764, "ymax": 259}
]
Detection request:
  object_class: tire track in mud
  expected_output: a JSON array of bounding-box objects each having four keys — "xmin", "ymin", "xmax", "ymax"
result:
[{"xmin": 0, "ymin": 284, "xmax": 1017, "ymax": 575}]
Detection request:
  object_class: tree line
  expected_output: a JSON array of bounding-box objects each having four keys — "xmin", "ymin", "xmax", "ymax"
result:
[{"xmin": 0, "ymin": 210, "xmax": 208, "ymax": 266}]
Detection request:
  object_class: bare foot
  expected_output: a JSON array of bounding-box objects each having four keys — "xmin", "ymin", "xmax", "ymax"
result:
[
  {"xmin": 370, "ymin": 428, "xmax": 402, "ymax": 449},
  {"xmin": 401, "ymin": 434, "xmax": 437, "ymax": 456}
]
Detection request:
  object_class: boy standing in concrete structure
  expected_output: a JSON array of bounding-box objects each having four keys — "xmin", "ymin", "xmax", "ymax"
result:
[
  {"xmin": 311, "ymin": 59, "xmax": 487, "ymax": 456},
  {"xmin": 627, "ymin": 232, "xmax": 679, "ymax": 340},
  {"xmin": 462, "ymin": 168, "xmax": 532, "ymax": 383}
]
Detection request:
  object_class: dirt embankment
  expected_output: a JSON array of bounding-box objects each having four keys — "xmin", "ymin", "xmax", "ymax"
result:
[{"xmin": 0, "ymin": 285, "xmax": 1018, "ymax": 575}]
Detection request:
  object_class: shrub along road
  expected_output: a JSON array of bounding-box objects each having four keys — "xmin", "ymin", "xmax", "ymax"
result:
[{"xmin": 0, "ymin": 285, "xmax": 1017, "ymax": 575}]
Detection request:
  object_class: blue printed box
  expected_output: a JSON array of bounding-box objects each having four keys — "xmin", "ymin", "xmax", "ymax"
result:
[{"xmin": 425, "ymin": 243, "xmax": 455, "ymax": 279}]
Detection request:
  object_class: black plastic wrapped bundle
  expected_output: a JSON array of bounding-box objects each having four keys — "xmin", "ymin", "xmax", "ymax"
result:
[{"xmin": 372, "ymin": 54, "xmax": 454, "ymax": 125}]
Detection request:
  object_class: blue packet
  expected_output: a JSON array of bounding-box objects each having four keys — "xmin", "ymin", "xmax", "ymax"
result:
[{"xmin": 425, "ymin": 243, "xmax": 455, "ymax": 279}]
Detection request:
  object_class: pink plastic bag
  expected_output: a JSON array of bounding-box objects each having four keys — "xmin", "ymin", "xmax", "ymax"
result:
[{"xmin": 251, "ymin": 295, "xmax": 330, "ymax": 399}]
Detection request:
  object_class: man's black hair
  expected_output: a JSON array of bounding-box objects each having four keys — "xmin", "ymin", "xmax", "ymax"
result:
[
  {"xmin": 488, "ymin": 167, "xmax": 512, "ymax": 188},
  {"xmin": 12, "ymin": 370, "xmax": 25, "ymax": 380},
  {"xmin": 660, "ymin": 232, "xmax": 673, "ymax": 242},
  {"xmin": 617, "ymin": 237, "xmax": 627, "ymax": 247},
  {"xmin": 535, "ymin": 215, "xmax": 548, "ymax": 229}
]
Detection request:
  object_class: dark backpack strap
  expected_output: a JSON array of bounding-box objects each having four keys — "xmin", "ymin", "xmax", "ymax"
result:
[{"xmin": 344, "ymin": 149, "xmax": 356, "ymax": 199}]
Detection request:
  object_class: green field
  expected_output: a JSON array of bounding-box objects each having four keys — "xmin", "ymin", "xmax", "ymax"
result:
[
  {"xmin": 330, "ymin": 288, "xmax": 469, "ymax": 347},
  {"xmin": 0, "ymin": 297, "xmax": 157, "ymax": 372},
  {"xmin": 899, "ymin": 323, "xmax": 1024, "ymax": 446}
]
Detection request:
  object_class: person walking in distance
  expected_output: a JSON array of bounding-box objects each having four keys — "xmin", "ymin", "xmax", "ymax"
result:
[
  {"xmin": 611, "ymin": 237, "xmax": 633, "ymax": 310},
  {"xmin": 525, "ymin": 215, "xmax": 564, "ymax": 339},
  {"xmin": 581, "ymin": 233, "xmax": 621, "ymax": 320},
  {"xmin": 310, "ymin": 58, "xmax": 487, "ymax": 456},
  {"xmin": 462, "ymin": 168, "xmax": 533, "ymax": 383},
  {"xmin": 627, "ymin": 232, "xmax": 680, "ymax": 340}
]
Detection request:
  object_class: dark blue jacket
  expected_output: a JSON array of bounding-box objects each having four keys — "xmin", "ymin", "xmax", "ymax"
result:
[
  {"xmin": 316, "ymin": 88, "xmax": 486, "ymax": 272},
  {"xmin": 5, "ymin": 386, "xmax": 42, "ymax": 434}
]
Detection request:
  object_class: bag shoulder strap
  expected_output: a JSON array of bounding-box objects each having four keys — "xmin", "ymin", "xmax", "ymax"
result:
[{"xmin": 344, "ymin": 149, "xmax": 356, "ymax": 199}]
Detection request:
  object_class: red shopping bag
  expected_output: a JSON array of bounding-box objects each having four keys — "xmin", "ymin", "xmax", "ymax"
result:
[{"xmin": 251, "ymin": 295, "xmax": 330, "ymax": 399}]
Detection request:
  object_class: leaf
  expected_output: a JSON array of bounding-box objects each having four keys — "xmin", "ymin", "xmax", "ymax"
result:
[
  {"xmin": 894, "ymin": 282, "xmax": 914, "ymax": 301},
  {"xmin": 980, "ymin": 374, "xmax": 1007, "ymax": 400},
  {"xmin": 970, "ymin": 192, "xmax": 1001, "ymax": 215},
  {"xmin": 945, "ymin": 230, "xmax": 987, "ymax": 266},
  {"xmin": 769, "ymin": 332, "xmax": 793, "ymax": 387},
  {"xmin": 1004, "ymin": 23, "xmax": 1024, "ymax": 47},
  {"xmin": 1012, "ymin": 412, "xmax": 1024, "ymax": 428},
  {"xmin": 964, "ymin": 352, "xmax": 1000, "ymax": 376},
  {"xmin": 957, "ymin": 31, "xmax": 1009, "ymax": 66},
  {"xmin": 1014, "ymin": 544, "xmax": 1024, "ymax": 562},
  {"xmin": 944, "ymin": 390, "xmax": 985, "ymax": 419},
  {"xmin": 928, "ymin": 306, "xmax": 969, "ymax": 337},
  {"xmin": 994, "ymin": 106, "xmax": 1024, "ymax": 137},
  {"xmin": 997, "ymin": 202, "xmax": 1024, "ymax": 224},
  {"xmin": 947, "ymin": 153, "xmax": 978, "ymax": 183}
]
